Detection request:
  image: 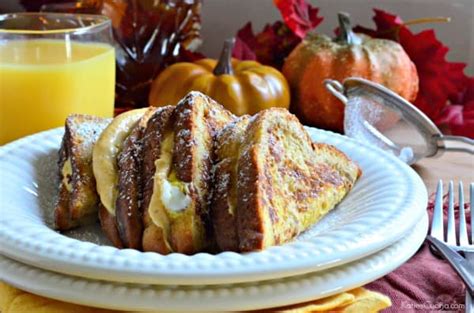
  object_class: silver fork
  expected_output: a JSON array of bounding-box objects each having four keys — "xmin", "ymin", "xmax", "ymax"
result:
[{"xmin": 427, "ymin": 180, "xmax": 474, "ymax": 313}]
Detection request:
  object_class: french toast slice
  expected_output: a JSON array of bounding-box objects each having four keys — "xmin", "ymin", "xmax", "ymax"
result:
[
  {"xmin": 210, "ymin": 116, "xmax": 250, "ymax": 251},
  {"xmin": 213, "ymin": 108, "xmax": 361, "ymax": 252},
  {"xmin": 142, "ymin": 91, "xmax": 235, "ymax": 254},
  {"xmin": 141, "ymin": 106, "xmax": 176, "ymax": 254},
  {"xmin": 55, "ymin": 114, "xmax": 110, "ymax": 231},
  {"xmin": 93, "ymin": 107, "xmax": 156, "ymax": 248},
  {"xmin": 114, "ymin": 107, "xmax": 159, "ymax": 249}
]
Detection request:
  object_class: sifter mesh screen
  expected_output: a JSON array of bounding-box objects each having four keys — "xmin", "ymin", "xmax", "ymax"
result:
[{"xmin": 344, "ymin": 87, "xmax": 429, "ymax": 164}]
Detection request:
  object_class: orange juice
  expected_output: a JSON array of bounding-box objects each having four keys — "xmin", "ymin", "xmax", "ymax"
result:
[{"xmin": 0, "ymin": 39, "xmax": 115, "ymax": 144}]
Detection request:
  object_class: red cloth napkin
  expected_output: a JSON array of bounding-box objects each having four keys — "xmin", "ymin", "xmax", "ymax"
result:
[{"xmin": 367, "ymin": 196, "xmax": 471, "ymax": 313}]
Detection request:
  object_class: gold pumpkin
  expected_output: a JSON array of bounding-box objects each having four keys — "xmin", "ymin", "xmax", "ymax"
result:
[
  {"xmin": 282, "ymin": 12, "xmax": 419, "ymax": 132},
  {"xmin": 149, "ymin": 39, "xmax": 290, "ymax": 115}
]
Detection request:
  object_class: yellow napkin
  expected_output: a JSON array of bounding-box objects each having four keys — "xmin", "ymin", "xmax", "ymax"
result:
[{"xmin": 0, "ymin": 282, "xmax": 390, "ymax": 313}]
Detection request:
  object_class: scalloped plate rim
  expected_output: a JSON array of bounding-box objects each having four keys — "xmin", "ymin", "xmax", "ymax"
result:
[{"xmin": 0, "ymin": 213, "xmax": 428, "ymax": 312}]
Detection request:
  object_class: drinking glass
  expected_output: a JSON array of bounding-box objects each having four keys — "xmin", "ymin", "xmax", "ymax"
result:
[
  {"xmin": 0, "ymin": 12, "xmax": 115, "ymax": 144},
  {"xmin": 37, "ymin": 0, "xmax": 202, "ymax": 111}
]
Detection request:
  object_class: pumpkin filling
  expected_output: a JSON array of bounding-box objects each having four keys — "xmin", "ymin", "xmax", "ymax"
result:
[
  {"xmin": 148, "ymin": 132, "xmax": 191, "ymax": 248},
  {"xmin": 93, "ymin": 108, "xmax": 148, "ymax": 216}
]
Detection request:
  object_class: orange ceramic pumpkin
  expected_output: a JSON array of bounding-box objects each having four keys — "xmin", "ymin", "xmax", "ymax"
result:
[
  {"xmin": 149, "ymin": 39, "xmax": 290, "ymax": 116},
  {"xmin": 282, "ymin": 12, "xmax": 419, "ymax": 132}
]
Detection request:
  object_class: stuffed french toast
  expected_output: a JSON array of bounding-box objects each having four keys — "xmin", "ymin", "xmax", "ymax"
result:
[
  {"xmin": 211, "ymin": 116, "xmax": 251, "ymax": 251},
  {"xmin": 141, "ymin": 92, "xmax": 235, "ymax": 254},
  {"xmin": 93, "ymin": 107, "xmax": 157, "ymax": 249},
  {"xmin": 93, "ymin": 91, "xmax": 235, "ymax": 253},
  {"xmin": 211, "ymin": 108, "xmax": 361, "ymax": 251},
  {"xmin": 55, "ymin": 114, "xmax": 110, "ymax": 231},
  {"xmin": 140, "ymin": 106, "xmax": 176, "ymax": 253},
  {"xmin": 57, "ymin": 92, "xmax": 360, "ymax": 254}
]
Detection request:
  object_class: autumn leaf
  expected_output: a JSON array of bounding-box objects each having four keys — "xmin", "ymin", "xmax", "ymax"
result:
[
  {"xmin": 233, "ymin": 21, "xmax": 301, "ymax": 69},
  {"xmin": 232, "ymin": 23, "xmax": 257, "ymax": 61},
  {"xmin": 354, "ymin": 9, "xmax": 469, "ymax": 122},
  {"xmin": 232, "ymin": 37, "xmax": 257, "ymax": 61},
  {"xmin": 172, "ymin": 47, "xmax": 206, "ymax": 63},
  {"xmin": 436, "ymin": 77, "xmax": 474, "ymax": 138},
  {"xmin": 437, "ymin": 104, "xmax": 474, "ymax": 138},
  {"xmin": 233, "ymin": 0, "xmax": 322, "ymax": 69},
  {"xmin": 273, "ymin": 0, "xmax": 323, "ymax": 39},
  {"xmin": 256, "ymin": 21, "xmax": 302, "ymax": 68}
]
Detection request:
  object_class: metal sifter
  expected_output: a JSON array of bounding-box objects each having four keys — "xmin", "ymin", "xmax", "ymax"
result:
[{"xmin": 325, "ymin": 77, "xmax": 474, "ymax": 164}]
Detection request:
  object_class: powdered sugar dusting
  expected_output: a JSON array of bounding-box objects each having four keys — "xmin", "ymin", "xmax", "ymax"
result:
[
  {"xmin": 214, "ymin": 170, "xmax": 230, "ymax": 195},
  {"xmin": 176, "ymin": 129, "xmax": 193, "ymax": 148},
  {"xmin": 63, "ymin": 223, "xmax": 110, "ymax": 245},
  {"xmin": 34, "ymin": 146, "xmax": 110, "ymax": 245},
  {"xmin": 35, "ymin": 148, "xmax": 59, "ymax": 228},
  {"xmin": 68, "ymin": 115, "xmax": 110, "ymax": 152}
]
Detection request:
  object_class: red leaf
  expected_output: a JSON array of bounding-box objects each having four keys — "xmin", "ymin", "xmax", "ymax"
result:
[
  {"xmin": 354, "ymin": 9, "xmax": 468, "ymax": 122},
  {"xmin": 255, "ymin": 22, "xmax": 301, "ymax": 68},
  {"xmin": 232, "ymin": 0, "xmax": 322, "ymax": 69},
  {"xmin": 436, "ymin": 78, "xmax": 474, "ymax": 138},
  {"xmin": 437, "ymin": 103, "xmax": 474, "ymax": 138},
  {"xmin": 174, "ymin": 48, "xmax": 206, "ymax": 62},
  {"xmin": 232, "ymin": 23, "xmax": 257, "ymax": 60},
  {"xmin": 449, "ymin": 76, "xmax": 474, "ymax": 104},
  {"xmin": 233, "ymin": 21, "xmax": 301, "ymax": 69},
  {"xmin": 233, "ymin": 37, "xmax": 257, "ymax": 60},
  {"xmin": 273, "ymin": 0, "xmax": 323, "ymax": 38}
]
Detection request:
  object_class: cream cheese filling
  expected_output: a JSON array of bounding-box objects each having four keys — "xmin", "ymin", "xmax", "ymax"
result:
[
  {"xmin": 148, "ymin": 133, "xmax": 191, "ymax": 244},
  {"xmin": 161, "ymin": 179, "xmax": 191, "ymax": 212}
]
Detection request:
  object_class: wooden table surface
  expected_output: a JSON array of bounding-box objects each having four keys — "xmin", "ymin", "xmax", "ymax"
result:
[
  {"xmin": 383, "ymin": 122, "xmax": 473, "ymax": 195},
  {"xmin": 414, "ymin": 151, "xmax": 474, "ymax": 195}
]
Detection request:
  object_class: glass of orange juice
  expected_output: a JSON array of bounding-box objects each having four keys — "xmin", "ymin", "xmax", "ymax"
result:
[{"xmin": 0, "ymin": 13, "xmax": 115, "ymax": 144}]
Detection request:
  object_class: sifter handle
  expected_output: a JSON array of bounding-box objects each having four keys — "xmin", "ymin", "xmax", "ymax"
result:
[
  {"xmin": 435, "ymin": 135, "xmax": 474, "ymax": 154},
  {"xmin": 324, "ymin": 80, "xmax": 348, "ymax": 104}
]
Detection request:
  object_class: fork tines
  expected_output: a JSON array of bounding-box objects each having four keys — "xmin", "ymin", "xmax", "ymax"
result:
[{"xmin": 431, "ymin": 180, "xmax": 473, "ymax": 249}]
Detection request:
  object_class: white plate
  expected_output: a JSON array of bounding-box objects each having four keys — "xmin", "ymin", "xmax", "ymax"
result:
[
  {"xmin": 0, "ymin": 213, "xmax": 428, "ymax": 312},
  {"xmin": 0, "ymin": 127, "xmax": 427, "ymax": 285}
]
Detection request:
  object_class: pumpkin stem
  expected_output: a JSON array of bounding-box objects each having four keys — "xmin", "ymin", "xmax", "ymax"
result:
[
  {"xmin": 403, "ymin": 16, "xmax": 451, "ymax": 27},
  {"xmin": 336, "ymin": 12, "xmax": 362, "ymax": 45},
  {"xmin": 378, "ymin": 16, "xmax": 450, "ymax": 41},
  {"xmin": 213, "ymin": 38, "xmax": 235, "ymax": 76}
]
